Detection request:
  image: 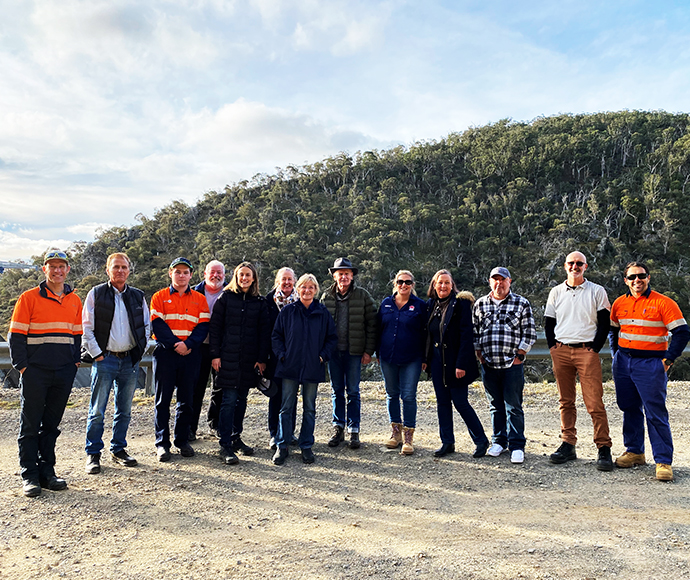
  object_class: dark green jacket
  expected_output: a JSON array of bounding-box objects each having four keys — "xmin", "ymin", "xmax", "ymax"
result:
[{"xmin": 321, "ymin": 282, "xmax": 378, "ymax": 356}]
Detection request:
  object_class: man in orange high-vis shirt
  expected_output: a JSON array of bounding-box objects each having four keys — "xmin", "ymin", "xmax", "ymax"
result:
[
  {"xmin": 150, "ymin": 257, "xmax": 210, "ymax": 462},
  {"xmin": 610, "ymin": 262, "xmax": 690, "ymax": 482},
  {"xmin": 9, "ymin": 250, "xmax": 83, "ymax": 497}
]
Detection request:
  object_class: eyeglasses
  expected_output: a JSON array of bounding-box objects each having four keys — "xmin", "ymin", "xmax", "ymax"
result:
[
  {"xmin": 396, "ymin": 279, "xmax": 414, "ymax": 286},
  {"xmin": 567, "ymin": 261, "xmax": 585, "ymax": 267},
  {"xmin": 626, "ymin": 273, "xmax": 648, "ymax": 281}
]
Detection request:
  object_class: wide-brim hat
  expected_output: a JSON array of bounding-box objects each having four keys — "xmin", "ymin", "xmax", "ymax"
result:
[{"xmin": 328, "ymin": 257, "xmax": 359, "ymax": 275}]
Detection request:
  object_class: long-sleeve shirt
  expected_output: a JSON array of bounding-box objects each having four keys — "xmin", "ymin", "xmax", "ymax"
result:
[
  {"xmin": 150, "ymin": 285, "xmax": 210, "ymax": 350},
  {"xmin": 473, "ymin": 292, "xmax": 536, "ymax": 369}
]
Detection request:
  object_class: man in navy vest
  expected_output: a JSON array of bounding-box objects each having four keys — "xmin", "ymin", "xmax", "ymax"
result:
[{"xmin": 82, "ymin": 253, "xmax": 150, "ymax": 474}]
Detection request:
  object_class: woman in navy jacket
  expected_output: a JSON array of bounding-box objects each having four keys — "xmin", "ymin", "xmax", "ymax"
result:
[
  {"xmin": 209, "ymin": 262, "xmax": 270, "ymax": 465},
  {"xmin": 425, "ymin": 269, "xmax": 489, "ymax": 458},
  {"xmin": 377, "ymin": 270, "xmax": 427, "ymax": 455},
  {"xmin": 271, "ymin": 273, "xmax": 337, "ymax": 465}
]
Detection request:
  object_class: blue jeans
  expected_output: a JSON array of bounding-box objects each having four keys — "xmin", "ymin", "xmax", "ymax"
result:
[
  {"xmin": 481, "ymin": 363, "xmax": 525, "ymax": 451},
  {"xmin": 613, "ymin": 351, "xmax": 672, "ymax": 464},
  {"xmin": 328, "ymin": 351, "xmax": 362, "ymax": 432},
  {"xmin": 18, "ymin": 364, "xmax": 77, "ymax": 480},
  {"xmin": 85, "ymin": 353, "xmax": 139, "ymax": 455},
  {"xmin": 380, "ymin": 359, "xmax": 421, "ymax": 428},
  {"xmin": 277, "ymin": 379, "xmax": 318, "ymax": 449}
]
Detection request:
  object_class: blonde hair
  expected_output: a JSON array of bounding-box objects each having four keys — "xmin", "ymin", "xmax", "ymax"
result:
[
  {"xmin": 106, "ymin": 252, "xmax": 131, "ymax": 269},
  {"xmin": 296, "ymin": 273, "xmax": 320, "ymax": 295},
  {"xmin": 393, "ymin": 269, "xmax": 417, "ymax": 296},
  {"xmin": 273, "ymin": 267, "xmax": 296, "ymax": 289},
  {"xmin": 226, "ymin": 261, "xmax": 260, "ymax": 296}
]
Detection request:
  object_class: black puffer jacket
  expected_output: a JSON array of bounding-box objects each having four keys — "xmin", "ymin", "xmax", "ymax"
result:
[{"xmin": 209, "ymin": 290, "xmax": 271, "ymax": 389}]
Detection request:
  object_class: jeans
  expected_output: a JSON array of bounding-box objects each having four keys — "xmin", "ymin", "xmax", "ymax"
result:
[
  {"xmin": 380, "ymin": 359, "xmax": 421, "ymax": 428},
  {"xmin": 218, "ymin": 387, "xmax": 249, "ymax": 451},
  {"xmin": 613, "ymin": 351, "xmax": 673, "ymax": 464},
  {"xmin": 85, "ymin": 352, "xmax": 139, "ymax": 455},
  {"xmin": 277, "ymin": 379, "xmax": 318, "ymax": 449},
  {"xmin": 328, "ymin": 350, "xmax": 362, "ymax": 432},
  {"xmin": 18, "ymin": 364, "xmax": 77, "ymax": 480},
  {"xmin": 268, "ymin": 377, "xmax": 297, "ymax": 439},
  {"xmin": 481, "ymin": 362, "xmax": 525, "ymax": 451},
  {"xmin": 550, "ymin": 343, "xmax": 611, "ymax": 447},
  {"xmin": 432, "ymin": 378, "xmax": 488, "ymax": 447}
]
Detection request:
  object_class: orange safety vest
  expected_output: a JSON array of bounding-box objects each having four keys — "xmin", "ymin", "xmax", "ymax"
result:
[
  {"xmin": 150, "ymin": 286, "xmax": 210, "ymax": 341},
  {"xmin": 610, "ymin": 289, "xmax": 686, "ymax": 353}
]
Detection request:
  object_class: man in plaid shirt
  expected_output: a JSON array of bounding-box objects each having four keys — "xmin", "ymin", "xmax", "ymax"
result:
[{"xmin": 473, "ymin": 267, "xmax": 536, "ymax": 464}]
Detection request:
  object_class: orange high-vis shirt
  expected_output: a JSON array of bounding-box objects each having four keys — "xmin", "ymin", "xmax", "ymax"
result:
[{"xmin": 150, "ymin": 286, "xmax": 210, "ymax": 342}]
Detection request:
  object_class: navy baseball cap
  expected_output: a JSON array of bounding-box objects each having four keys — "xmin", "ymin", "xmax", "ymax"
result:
[
  {"xmin": 489, "ymin": 267, "xmax": 511, "ymax": 279},
  {"xmin": 169, "ymin": 257, "xmax": 194, "ymax": 270}
]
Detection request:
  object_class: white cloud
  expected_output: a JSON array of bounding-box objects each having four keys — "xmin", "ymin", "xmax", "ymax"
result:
[{"xmin": 0, "ymin": 230, "xmax": 73, "ymax": 262}]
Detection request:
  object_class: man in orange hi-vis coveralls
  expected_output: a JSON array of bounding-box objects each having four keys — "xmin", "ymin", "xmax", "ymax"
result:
[{"xmin": 9, "ymin": 250, "xmax": 83, "ymax": 498}]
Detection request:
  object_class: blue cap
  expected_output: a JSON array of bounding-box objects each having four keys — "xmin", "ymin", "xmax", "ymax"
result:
[
  {"xmin": 489, "ymin": 267, "xmax": 511, "ymax": 279},
  {"xmin": 169, "ymin": 257, "xmax": 194, "ymax": 270}
]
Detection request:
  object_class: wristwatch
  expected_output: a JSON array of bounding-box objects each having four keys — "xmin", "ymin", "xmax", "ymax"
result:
[{"xmin": 515, "ymin": 353, "xmax": 525, "ymax": 362}]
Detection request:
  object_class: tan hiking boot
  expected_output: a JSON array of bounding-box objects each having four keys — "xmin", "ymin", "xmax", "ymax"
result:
[
  {"xmin": 615, "ymin": 451, "xmax": 646, "ymax": 468},
  {"xmin": 401, "ymin": 427, "xmax": 415, "ymax": 455},
  {"xmin": 656, "ymin": 464, "xmax": 673, "ymax": 481},
  {"xmin": 386, "ymin": 423, "xmax": 403, "ymax": 449}
]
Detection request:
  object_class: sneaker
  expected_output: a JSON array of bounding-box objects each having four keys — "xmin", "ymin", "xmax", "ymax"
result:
[
  {"xmin": 85, "ymin": 453, "xmax": 101, "ymax": 474},
  {"xmin": 328, "ymin": 425, "xmax": 344, "ymax": 447},
  {"xmin": 111, "ymin": 449, "xmax": 138, "ymax": 467},
  {"xmin": 22, "ymin": 479, "xmax": 41, "ymax": 498},
  {"xmin": 487, "ymin": 443, "xmax": 506, "ymax": 457},
  {"xmin": 178, "ymin": 444, "xmax": 195, "ymax": 457},
  {"xmin": 269, "ymin": 437, "xmax": 277, "ymax": 451},
  {"xmin": 301, "ymin": 448, "xmax": 315, "ymax": 464},
  {"xmin": 615, "ymin": 451, "xmax": 646, "ymax": 468},
  {"xmin": 231, "ymin": 438, "xmax": 255, "ymax": 456},
  {"xmin": 596, "ymin": 446, "xmax": 614, "ymax": 472},
  {"xmin": 348, "ymin": 432, "xmax": 361, "ymax": 449},
  {"xmin": 273, "ymin": 448, "xmax": 289, "ymax": 465},
  {"xmin": 157, "ymin": 446, "xmax": 171, "ymax": 462},
  {"xmin": 221, "ymin": 448, "xmax": 239, "ymax": 465},
  {"xmin": 550, "ymin": 442, "xmax": 577, "ymax": 464},
  {"xmin": 656, "ymin": 463, "xmax": 674, "ymax": 481},
  {"xmin": 510, "ymin": 449, "xmax": 525, "ymax": 464}
]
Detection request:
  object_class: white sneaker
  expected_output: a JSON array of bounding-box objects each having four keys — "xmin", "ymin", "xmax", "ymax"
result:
[
  {"xmin": 511, "ymin": 449, "xmax": 524, "ymax": 464},
  {"xmin": 487, "ymin": 443, "xmax": 505, "ymax": 457}
]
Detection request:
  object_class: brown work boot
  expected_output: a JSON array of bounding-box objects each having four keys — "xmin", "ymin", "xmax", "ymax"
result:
[
  {"xmin": 328, "ymin": 425, "xmax": 344, "ymax": 447},
  {"xmin": 656, "ymin": 464, "xmax": 673, "ymax": 481},
  {"xmin": 615, "ymin": 451, "xmax": 646, "ymax": 468},
  {"xmin": 401, "ymin": 427, "xmax": 415, "ymax": 455},
  {"xmin": 386, "ymin": 423, "xmax": 403, "ymax": 449}
]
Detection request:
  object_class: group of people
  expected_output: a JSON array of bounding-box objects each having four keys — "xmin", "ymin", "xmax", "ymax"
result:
[{"xmin": 8, "ymin": 249, "xmax": 688, "ymax": 497}]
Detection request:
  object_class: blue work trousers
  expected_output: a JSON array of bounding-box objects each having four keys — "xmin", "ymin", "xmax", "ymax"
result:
[
  {"xmin": 153, "ymin": 346, "xmax": 200, "ymax": 449},
  {"xmin": 328, "ymin": 350, "xmax": 362, "ymax": 432},
  {"xmin": 85, "ymin": 352, "xmax": 139, "ymax": 455},
  {"xmin": 481, "ymin": 362, "xmax": 525, "ymax": 451},
  {"xmin": 380, "ymin": 358, "xmax": 421, "ymax": 428},
  {"xmin": 613, "ymin": 351, "xmax": 673, "ymax": 464}
]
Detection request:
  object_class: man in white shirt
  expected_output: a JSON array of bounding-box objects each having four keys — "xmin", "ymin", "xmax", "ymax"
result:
[
  {"xmin": 544, "ymin": 251, "xmax": 613, "ymax": 471},
  {"xmin": 82, "ymin": 253, "xmax": 150, "ymax": 474}
]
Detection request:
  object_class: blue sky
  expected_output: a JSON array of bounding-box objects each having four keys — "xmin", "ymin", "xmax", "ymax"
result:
[{"xmin": 2, "ymin": 0, "xmax": 690, "ymax": 260}]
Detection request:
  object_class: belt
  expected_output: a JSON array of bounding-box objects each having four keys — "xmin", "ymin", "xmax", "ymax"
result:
[
  {"xmin": 560, "ymin": 342, "xmax": 592, "ymax": 349},
  {"xmin": 106, "ymin": 350, "xmax": 132, "ymax": 359}
]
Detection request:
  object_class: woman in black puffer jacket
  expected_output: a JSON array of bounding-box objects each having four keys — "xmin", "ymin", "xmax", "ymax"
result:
[{"xmin": 209, "ymin": 262, "xmax": 270, "ymax": 465}]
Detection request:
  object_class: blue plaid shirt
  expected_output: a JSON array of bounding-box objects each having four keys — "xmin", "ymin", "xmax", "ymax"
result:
[{"xmin": 472, "ymin": 292, "xmax": 536, "ymax": 369}]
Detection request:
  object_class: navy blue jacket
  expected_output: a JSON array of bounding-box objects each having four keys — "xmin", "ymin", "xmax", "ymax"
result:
[
  {"xmin": 426, "ymin": 293, "xmax": 479, "ymax": 388},
  {"xmin": 377, "ymin": 294, "xmax": 427, "ymax": 364},
  {"xmin": 272, "ymin": 300, "xmax": 337, "ymax": 383}
]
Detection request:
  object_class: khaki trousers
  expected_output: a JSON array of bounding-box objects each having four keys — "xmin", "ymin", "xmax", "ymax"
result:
[{"xmin": 550, "ymin": 344, "xmax": 611, "ymax": 448}]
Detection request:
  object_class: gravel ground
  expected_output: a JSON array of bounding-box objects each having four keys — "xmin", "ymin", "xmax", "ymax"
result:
[{"xmin": 1, "ymin": 379, "xmax": 689, "ymax": 580}]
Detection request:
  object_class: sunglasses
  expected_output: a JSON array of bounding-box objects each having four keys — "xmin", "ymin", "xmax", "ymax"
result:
[
  {"xmin": 567, "ymin": 261, "xmax": 585, "ymax": 267},
  {"xmin": 45, "ymin": 251, "xmax": 68, "ymax": 261},
  {"xmin": 396, "ymin": 279, "xmax": 414, "ymax": 286},
  {"xmin": 626, "ymin": 273, "xmax": 648, "ymax": 281}
]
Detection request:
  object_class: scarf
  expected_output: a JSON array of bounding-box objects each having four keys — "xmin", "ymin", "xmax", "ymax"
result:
[{"xmin": 273, "ymin": 288, "xmax": 298, "ymax": 311}]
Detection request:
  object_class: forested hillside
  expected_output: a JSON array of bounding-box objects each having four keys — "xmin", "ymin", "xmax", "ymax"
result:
[{"xmin": 4, "ymin": 110, "xmax": 690, "ymax": 339}]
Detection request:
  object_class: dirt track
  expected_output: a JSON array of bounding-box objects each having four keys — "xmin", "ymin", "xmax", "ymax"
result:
[{"xmin": 1, "ymin": 380, "xmax": 689, "ymax": 580}]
